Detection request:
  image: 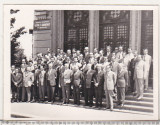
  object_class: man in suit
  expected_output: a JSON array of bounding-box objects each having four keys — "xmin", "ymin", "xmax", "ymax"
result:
[
  {"xmin": 98, "ymin": 50, "xmax": 105, "ymax": 64},
  {"xmin": 104, "ymin": 65, "xmax": 116, "ymax": 111},
  {"xmin": 47, "ymin": 63, "xmax": 57, "ymax": 103},
  {"xmin": 116, "ymin": 63, "xmax": 128, "ymax": 107},
  {"xmin": 63, "ymin": 63, "xmax": 73, "ymax": 104},
  {"xmin": 11, "ymin": 65, "xmax": 16, "ymax": 102},
  {"xmin": 73, "ymin": 66, "xmax": 84, "ymax": 105},
  {"xmin": 93, "ymin": 64, "xmax": 104, "ymax": 108},
  {"xmin": 31, "ymin": 64, "xmax": 40, "ymax": 102},
  {"xmin": 38, "ymin": 65, "xmax": 46, "ymax": 102},
  {"xmin": 12, "ymin": 68, "xmax": 23, "ymax": 102},
  {"xmin": 129, "ymin": 50, "xmax": 138, "ymax": 93},
  {"xmin": 110, "ymin": 57, "xmax": 119, "ymax": 83},
  {"xmin": 85, "ymin": 64, "xmax": 96, "ymax": 107},
  {"xmin": 142, "ymin": 49, "xmax": 152, "ymax": 90},
  {"xmin": 116, "ymin": 46, "xmax": 124, "ymax": 61},
  {"xmin": 134, "ymin": 55, "xmax": 146, "ymax": 100},
  {"xmin": 106, "ymin": 46, "xmax": 112, "ymax": 62}
]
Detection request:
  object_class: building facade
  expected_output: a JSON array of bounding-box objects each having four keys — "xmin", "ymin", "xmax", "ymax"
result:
[{"xmin": 33, "ymin": 10, "xmax": 153, "ymax": 57}]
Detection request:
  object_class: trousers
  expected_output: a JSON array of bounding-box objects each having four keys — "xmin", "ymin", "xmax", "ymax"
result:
[
  {"xmin": 105, "ymin": 89, "xmax": 114, "ymax": 109},
  {"xmin": 117, "ymin": 87, "xmax": 125, "ymax": 105}
]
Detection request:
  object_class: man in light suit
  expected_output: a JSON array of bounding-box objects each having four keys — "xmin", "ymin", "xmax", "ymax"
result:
[
  {"xmin": 104, "ymin": 65, "xmax": 116, "ymax": 111},
  {"xmin": 134, "ymin": 55, "xmax": 146, "ymax": 100},
  {"xmin": 12, "ymin": 68, "xmax": 23, "ymax": 102},
  {"xmin": 47, "ymin": 63, "xmax": 57, "ymax": 103},
  {"xmin": 111, "ymin": 57, "xmax": 119, "ymax": 83},
  {"xmin": 116, "ymin": 63, "xmax": 128, "ymax": 107},
  {"xmin": 142, "ymin": 49, "xmax": 152, "ymax": 90}
]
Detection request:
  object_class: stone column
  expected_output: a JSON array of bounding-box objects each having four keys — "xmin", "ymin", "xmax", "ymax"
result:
[
  {"xmin": 129, "ymin": 10, "xmax": 141, "ymax": 54},
  {"xmin": 57, "ymin": 10, "xmax": 64, "ymax": 50},
  {"xmin": 51, "ymin": 10, "xmax": 57, "ymax": 53},
  {"xmin": 51, "ymin": 10, "xmax": 64, "ymax": 53},
  {"xmin": 88, "ymin": 10, "xmax": 99, "ymax": 53}
]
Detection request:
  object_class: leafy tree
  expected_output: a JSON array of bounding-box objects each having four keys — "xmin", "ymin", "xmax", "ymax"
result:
[{"xmin": 10, "ymin": 9, "xmax": 27, "ymax": 67}]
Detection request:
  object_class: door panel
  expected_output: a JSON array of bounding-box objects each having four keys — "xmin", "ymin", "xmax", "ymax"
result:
[
  {"xmin": 99, "ymin": 10, "xmax": 130, "ymax": 52},
  {"xmin": 64, "ymin": 10, "xmax": 89, "ymax": 53}
]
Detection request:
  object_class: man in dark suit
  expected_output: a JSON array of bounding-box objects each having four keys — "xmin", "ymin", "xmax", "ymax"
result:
[
  {"xmin": 98, "ymin": 50, "xmax": 105, "ymax": 64},
  {"xmin": 11, "ymin": 68, "xmax": 23, "ymax": 102},
  {"xmin": 116, "ymin": 63, "xmax": 128, "ymax": 107},
  {"xmin": 93, "ymin": 64, "xmax": 104, "ymax": 108},
  {"xmin": 106, "ymin": 46, "xmax": 112, "ymax": 62},
  {"xmin": 129, "ymin": 50, "xmax": 138, "ymax": 93}
]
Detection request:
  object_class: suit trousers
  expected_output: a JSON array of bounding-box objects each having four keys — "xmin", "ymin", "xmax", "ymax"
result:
[
  {"xmin": 117, "ymin": 87, "xmax": 125, "ymax": 105},
  {"xmin": 85, "ymin": 85, "xmax": 94, "ymax": 106},
  {"xmin": 31, "ymin": 84, "xmax": 39, "ymax": 101},
  {"xmin": 105, "ymin": 90, "xmax": 114, "ymax": 109},
  {"xmin": 16, "ymin": 87, "xmax": 21, "ymax": 101},
  {"xmin": 39, "ymin": 85, "xmax": 45, "ymax": 100},
  {"xmin": 51, "ymin": 86, "xmax": 56, "ymax": 101},
  {"xmin": 22, "ymin": 86, "xmax": 26, "ymax": 102},
  {"xmin": 73, "ymin": 85, "xmax": 80, "ymax": 105},
  {"xmin": 61, "ymin": 86, "xmax": 66, "ymax": 102},
  {"xmin": 135, "ymin": 78, "xmax": 144, "ymax": 98},
  {"xmin": 130, "ymin": 74, "xmax": 135, "ymax": 92},
  {"xmin": 26, "ymin": 87, "xmax": 31, "ymax": 102},
  {"xmin": 64, "ymin": 84, "xmax": 71, "ymax": 103},
  {"xmin": 46, "ymin": 80, "xmax": 51, "ymax": 101},
  {"xmin": 144, "ymin": 71, "xmax": 149, "ymax": 89},
  {"xmin": 95, "ymin": 86, "xmax": 103, "ymax": 107}
]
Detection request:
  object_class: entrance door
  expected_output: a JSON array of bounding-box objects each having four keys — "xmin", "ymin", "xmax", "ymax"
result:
[
  {"xmin": 64, "ymin": 10, "xmax": 89, "ymax": 53},
  {"xmin": 99, "ymin": 10, "xmax": 130, "ymax": 52}
]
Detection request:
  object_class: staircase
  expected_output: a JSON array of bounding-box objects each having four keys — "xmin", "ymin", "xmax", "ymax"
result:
[
  {"xmin": 114, "ymin": 89, "xmax": 153, "ymax": 113},
  {"xmin": 67, "ymin": 88, "xmax": 153, "ymax": 114}
]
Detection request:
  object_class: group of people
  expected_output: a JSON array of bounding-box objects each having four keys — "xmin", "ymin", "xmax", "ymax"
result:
[{"xmin": 11, "ymin": 46, "xmax": 152, "ymax": 111}]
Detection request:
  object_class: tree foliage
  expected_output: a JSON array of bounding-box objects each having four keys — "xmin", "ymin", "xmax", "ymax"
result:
[{"xmin": 10, "ymin": 9, "xmax": 27, "ymax": 67}]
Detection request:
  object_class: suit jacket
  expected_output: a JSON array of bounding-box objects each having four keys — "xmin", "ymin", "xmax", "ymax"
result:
[
  {"xmin": 47, "ymin": 69, "xmax": 57, "ymax": 86},
  {"xmin": 142, "ymin": 54, "xmax": 152, "ymax": 72},
  {"xmin": 59, "ymin": 66, "xmax": 65, "ymax": 86},
  {"xmin": 98, "ymin": 56, "xmax": 105, "ymax": 64},
  {"xmin": 85, "ymin": 69, "xmax": 96, "ymax": 88},
  {"xmin": 38, "ymin": 70, "xmax": 46, "ymax": 86},
  {"xmin": 116, "ymin": 70, "xmax": 128, "ymax": 87},
  {"xmin": 111, "ymin": 62, "xmax": 119, "ymax": 76},
  {"xmin": 116, "ymin": 52, "xmax": 124, "ymax": 60},
  {"xmin": 33, "ymin": 69, "xmax": 41, "ymax": 86},
  {"xmin": 93, "ymin": 71, "xmax": 104, "ymax": 87},
  {"xmin": 23, "ymin": 72, "xmax": 34, "ymax": 87},
  {"xmin": 134, "ymin": 60, "xmax": 146, "ymax": 79},
  {"xmin": 12, "ymin": 73, "xmax": 23, "ymax": 87},
  {"xmin": 106, "ymin": 52, "xmax": 112, "ymax": 62},
  {"xmin": 129, "ymin": 58, "xmax": 137, "ymax": 77},
  {"xmin": 104, "ymin": 71, "xmax": 116, "ymax": 90},
  {"xmin": 73, "ymin": 70, "xmax": 83, "ymax": 86}
]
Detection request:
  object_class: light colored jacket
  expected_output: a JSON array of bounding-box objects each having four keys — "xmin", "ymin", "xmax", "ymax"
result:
[
  {"xmin": 48, "ymin": 69, "xmax": 57, "ymax": 86},
  {"xmin": 104, "ymin": 71, "xmax": 116, "ymax": 90},
  {"xmin": 134, "ymin": 60, "xmax": 146, "ymax": 79},
  {"xmin": 142, "ymin": 54, "xmax": 152, "ymax": 72},
  {"xmin": 23, "ymin": 72, "xmax": 34, "ymax": 87}
]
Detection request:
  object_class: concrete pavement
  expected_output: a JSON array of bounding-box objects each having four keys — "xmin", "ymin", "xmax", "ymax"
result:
[{"xmin": 10, "ymin": 102, "xmax": 156, "ymax": 121}]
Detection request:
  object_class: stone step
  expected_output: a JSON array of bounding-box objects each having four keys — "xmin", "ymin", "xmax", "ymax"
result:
[
  {"xmin": 115, "ymin": 104, "xmax": 153, "ymax": 113},
  {"xmin": 144, "ymin": 89, "xmax": 153, "ymax": 93},
  {"xmin": 68, "ymin": 99, "xmax": 153, "ymax": 113},
  {"xmin": 123, "ymin": 100, "xmax": 153, "ymax": 107},
  {"xmin": 143, "ymin": 93, "xmax": 153, "ymax": 98},
  {"xmin": 125, "ymin": 95, "xmax": 153, "ymax": 102}
]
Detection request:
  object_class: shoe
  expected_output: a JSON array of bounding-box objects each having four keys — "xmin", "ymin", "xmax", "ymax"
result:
[
  {"xmin": 120, "ymin": 104, "xmax": 124, "ymax": 107},
  {"xmin": 137, "ymin": 97, "xmax": 142, "ymax": 100},
  {"xmin": 110, "ymin": 108, "xmax": 114, "ymax": 111},
  {"xmin": 135, "ymin": 95, "xmax": 139, "ymax": 98}
]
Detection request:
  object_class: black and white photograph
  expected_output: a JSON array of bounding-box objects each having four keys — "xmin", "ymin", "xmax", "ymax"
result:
[{"xmin": 3, "ymin": 5, "xmax": 159, "ymax": 120}]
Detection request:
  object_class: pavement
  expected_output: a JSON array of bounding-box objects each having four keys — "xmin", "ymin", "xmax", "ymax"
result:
[{"xmin": 10, "ymin": 102, "xmax": 156, "ymax": 121}]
